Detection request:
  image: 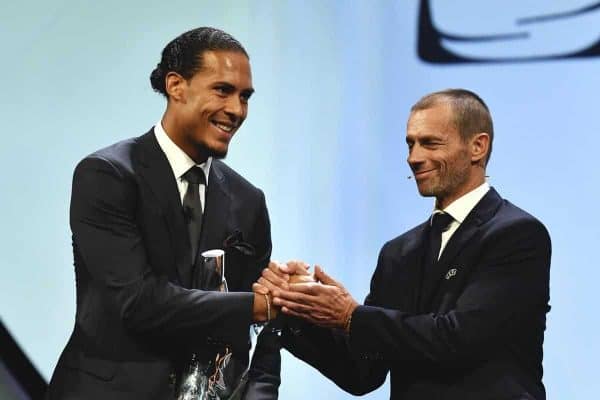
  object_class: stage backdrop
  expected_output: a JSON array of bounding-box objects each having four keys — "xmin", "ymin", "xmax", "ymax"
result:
[{"xmin": 1, "ymin": 1, "xmax": 599, "ymax": 398}]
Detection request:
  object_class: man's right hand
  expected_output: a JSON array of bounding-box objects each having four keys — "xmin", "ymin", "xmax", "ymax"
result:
[
  {"xmin": 257, "ymin": 261, "xmax": 291, "ymax": 293},
  {"xmin": 251, "ymin": 261, "xmax": 292, "ymax": 322},
  {"xmin": 252, "ymin": 260, "xmax": 314, "ymax": 321},
  {"xmin": 255, "ymin": 260, "xmax": 313, "ymax": 293},
  {"xmin": 283, "ymin": 260, "xmax": 314, "ymax": 284},
  {"xmin": 252, "ymin": 291, "xmax": 276, "ymax": 322}
]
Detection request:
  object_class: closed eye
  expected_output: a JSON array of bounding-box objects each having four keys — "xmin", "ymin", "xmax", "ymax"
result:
[{"xmin": 422, "ymin": 140, "xmax": 444, "ymax": 148}]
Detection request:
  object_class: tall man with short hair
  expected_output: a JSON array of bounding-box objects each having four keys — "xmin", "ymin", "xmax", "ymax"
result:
[
  {"xmin": 258, "ymin": 89, "xmax": 551, "ymax": 399},
  {"xmin": 48, "ymin": 27, "xmax": 280, "ymax": 400}
]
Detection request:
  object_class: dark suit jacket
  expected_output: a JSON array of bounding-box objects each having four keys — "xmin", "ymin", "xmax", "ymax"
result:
[
  {"xmin": 47, "ymin": 130, "xmax": 280, "ymax": 400},
  {"xmin": 283, "ymin": 188, "xmax": 551, "ymax": 400}
]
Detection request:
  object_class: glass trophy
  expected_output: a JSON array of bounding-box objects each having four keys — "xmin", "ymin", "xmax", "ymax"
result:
[{"xmin": 176, "ymin": 249, "xmax": 265, "ymax": 400}]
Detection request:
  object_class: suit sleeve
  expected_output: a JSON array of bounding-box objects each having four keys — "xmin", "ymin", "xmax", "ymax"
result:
[
  {"xmin": 349, "ymin": 218, "xmax": 551, "ymax": 368},
  {"xmin": 241, "ymin": 190, "xmax": 282, "ymax": 400},
  {"xmin": 71, "ymin": 156, "xmax": 254, "ymax": 345},
  {"xmin": 281, "ymin": 320, "xmax": 389, "ymax": 395},
  {"xmin": 278, "ymin": 247, "xmax": 393, "ymax": 395}
]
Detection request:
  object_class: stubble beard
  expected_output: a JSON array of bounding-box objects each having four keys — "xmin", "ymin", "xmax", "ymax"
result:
[
  {"xmin": 206, "ymin": 144, "xmax": 228, "ymax": 159},
  {"xmin": 195, "ymin": 138, "xmax": 229, "ymax": 160},
  {"xmin": 417, "ymin": 155, "xmax": 471, "ymax": 204}
]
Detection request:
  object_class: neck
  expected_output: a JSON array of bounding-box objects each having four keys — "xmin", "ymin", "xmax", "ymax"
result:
[
  {"xmin": 436, "ymin": 173, "xmax": 486, "ymax": 210},
  {"xmin": 161, "ymin": 112, "xmax": 209, "ymax": 164}
]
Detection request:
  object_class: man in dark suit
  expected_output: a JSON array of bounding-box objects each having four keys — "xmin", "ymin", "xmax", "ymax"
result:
[
  {"xmin": 47, "ymin": 27, "xmax": 280, "ymax": 399},
  {"xmin": 257, "ymin": 89, "xmax": 551, "ymax": 399}
]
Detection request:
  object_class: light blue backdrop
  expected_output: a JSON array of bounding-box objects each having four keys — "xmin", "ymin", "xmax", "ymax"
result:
[{"xmin": 1, "ymin": 1, "xmax": 598, "ymax": 398}]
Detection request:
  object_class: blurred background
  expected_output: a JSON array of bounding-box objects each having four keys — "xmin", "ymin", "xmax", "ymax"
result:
[{"xmin": 1, "ymin": 1, "xmax": 599, "ymax": 398}]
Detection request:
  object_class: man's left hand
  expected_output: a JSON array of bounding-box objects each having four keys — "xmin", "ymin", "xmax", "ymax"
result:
[{"xmin": 272, "ymin": 266, "xmax": 359, "ymax": 330}]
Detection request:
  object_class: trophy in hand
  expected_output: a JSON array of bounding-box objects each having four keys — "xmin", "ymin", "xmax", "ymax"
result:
[{"xmin": 176, "ymin": 249, "xmax": 264, "ymax": 400}]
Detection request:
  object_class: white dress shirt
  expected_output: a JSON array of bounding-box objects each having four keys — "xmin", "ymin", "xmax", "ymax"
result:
[
  {"xmin": 432, "ymin": 182, "xmax": 490, "ymax": 259},
  {"xmin": 154, "ymin": 122, "xmax": 212, "ymax": 211}
]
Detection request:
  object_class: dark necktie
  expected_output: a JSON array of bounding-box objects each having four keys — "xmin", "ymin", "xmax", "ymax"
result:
[
  {"xmin": 182, "ymin": 166, "xmax": 206, "ymax": 265},
  {"xmin": 420, "ymin": 212, "xmax": 454, "ymax": 310},
  {"xmin": 428, "ymin": 212, "xmax": 454, "ymax": 262}
]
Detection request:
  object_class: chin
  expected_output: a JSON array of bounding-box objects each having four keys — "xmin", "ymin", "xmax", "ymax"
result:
[
  {"xmin": 416, "ymin": 183, "xmax": 433, "ymax": 196},
  {"xmin": 207, "ymin": 145, "xmax": 228, "ymax": 159}
]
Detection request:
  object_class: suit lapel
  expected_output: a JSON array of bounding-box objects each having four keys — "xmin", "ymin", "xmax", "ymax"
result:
[
  {"xmin": 135, "ymin": 130, "xmax": 192, "ymax": 286},
  {"xmin": 438, "ymin": 188, "xmax": 502, "ymax": 267},
  {"xmin": 426, "ymin": 188, "xmax": 503, "ymax": 308}
]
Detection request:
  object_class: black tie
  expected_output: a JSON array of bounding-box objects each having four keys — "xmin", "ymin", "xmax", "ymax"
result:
[
  {"xmin": 429, "ymin": 212, "xmax": 454, "ymax": 261},
  {"xmin": 182, "ymin": 166, "xmax": 206, "ymax": 265},
  {"xmin": 419, "ymin": 212, "xmax": 454, "ymax": 310}
]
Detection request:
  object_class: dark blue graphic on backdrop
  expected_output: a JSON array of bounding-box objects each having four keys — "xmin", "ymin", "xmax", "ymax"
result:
[{"xmin": 418, "ymin": 0, "xmax": 600, "ymax": 63}]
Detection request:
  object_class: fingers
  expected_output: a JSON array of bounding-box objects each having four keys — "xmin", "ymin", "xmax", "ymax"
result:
[
  {"xmin": 280, "ymin": 302, "xmax": 343, "ymax": 329},
  {"xmin": 289, "ymin": 273, "xmax": 315, "ymax": 284},
  {"xmin": 263, "ymin": 260, "xmax": 317, "ymax": 292},
  {"xmin": 281, "ymin": 306, "xmax": 329, "ymax": 326},
  {"xmin": 281, "ymin": 306, "xmax": 318, "ymax": 324},
  {"xmin": 282, "ymin": 279, "xmax": 355, "ymax": 329},
  {"xmin": 282, "ymin": 260, "xmax": 311, "ymax": 275},
  {"xmin": 268, "ymin": 261, "xmax": 289, "ymax": 279},
  {"xmin": 273, "ymin": 285, "xmax": 335, "ymax": 317},
  {"xmin": 274, "ymin": 290, "xmax": 339, "ymax": 327},
  {"xmin": 288, "ymin": 281, "xmax": 324, "ymax": 296},
  {"xmin": 314, "ymin": 265, "xmax": 341, "ymax": 287},
  {"xmin": 264, "ymin": 265, "xmax": 288, "ymax": 284},
  {"xmin": 273, "ymin": 287, "xmax": 314, "ymax": 304},
  {"xmin": 274, "ymin": 295, "xmax": 314, "ymax": 314},
  {"xmin": 257, "ymin": 269, "xmax": 288, "ymax": 292},
  {"xmin": 252, "ymin": 282, "xmax": 269, "ymax": 295}
]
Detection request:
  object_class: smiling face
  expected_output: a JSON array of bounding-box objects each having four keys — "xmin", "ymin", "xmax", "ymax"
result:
[
  {"xmin": 163, "ymin": 50, "xmax": 254, "ymax": 162},
  {"xmin": 406, "ymin": 103, "xmax": 482, "ymax": 209}
]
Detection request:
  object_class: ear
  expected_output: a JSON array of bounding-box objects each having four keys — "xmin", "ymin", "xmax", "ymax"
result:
[
  {"xmin": 165, "ymin": 72, "xmax": 187, "ymax": 102},
  {"xmin": 470, "ymin": 132, "xmax": 490, "ymax": 164}
]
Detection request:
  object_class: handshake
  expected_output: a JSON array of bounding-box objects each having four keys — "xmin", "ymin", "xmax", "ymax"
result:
[{"xmin": 251, "ymin": 261, "xmax": 359, "ymax": 332}]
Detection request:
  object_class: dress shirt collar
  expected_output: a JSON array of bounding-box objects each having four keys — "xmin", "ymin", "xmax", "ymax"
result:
[
  {"xmin": 432, "ymin": 181, "xmax": 490, "ymax": 224},
  {"xmin": 154, "ymin": 121, "xmax": 212, "ymax": 184}
]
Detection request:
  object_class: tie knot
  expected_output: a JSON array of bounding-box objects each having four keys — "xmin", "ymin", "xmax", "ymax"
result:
[
  {"xmin": 431, "ymin": 212, "xmax": 454, "ymax": 233},
  {"xmin": 182, "ymin": 166, "xmax": 206, "ymax": 185}
]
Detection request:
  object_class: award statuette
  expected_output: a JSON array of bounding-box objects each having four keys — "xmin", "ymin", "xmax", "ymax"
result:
[{"xmin": 176, "ymin": 249, "xmax": 265, "ymax": 400}]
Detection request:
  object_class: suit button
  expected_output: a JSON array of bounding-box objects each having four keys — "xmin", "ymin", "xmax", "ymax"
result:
[{"xmin": 169, "ymin": 372, "xmax": 177, "ymax": 387}]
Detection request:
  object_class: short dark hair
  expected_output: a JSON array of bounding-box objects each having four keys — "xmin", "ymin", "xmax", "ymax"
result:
[
  {"xmin": 411, "ymin": 89, "xmax": 494, "ymax": 165},
  {"xmin": 150, "ymin": 27, "xmax": 248, "ymax": 97}
]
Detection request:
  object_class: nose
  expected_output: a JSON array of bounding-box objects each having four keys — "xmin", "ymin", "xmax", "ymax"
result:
[
  {"xmin": 224, "ymin": 96, "xmax": 246, "ymax": 123},
  {"xmin": 407, "ymin": 144, "xmax": 424, "ymax": 169}
]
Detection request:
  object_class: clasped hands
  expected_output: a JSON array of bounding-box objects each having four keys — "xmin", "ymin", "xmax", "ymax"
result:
[{"xmin": 253, "ymin": 261, "xmax": 359, "ymax": 331}]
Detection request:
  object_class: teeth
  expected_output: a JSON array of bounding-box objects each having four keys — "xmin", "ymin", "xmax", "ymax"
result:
[{"xmin": 214, "ymin": 122, "xmax": 233, "ymax": 132}]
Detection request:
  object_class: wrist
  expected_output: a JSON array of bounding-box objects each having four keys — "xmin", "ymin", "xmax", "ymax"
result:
[
  {"xmin": 252, "ymin": 292, "xmax": 274, "ymax": 322},
  {"xmin": 343, "ymin": 300, "xmax": 359, "ymax": 334},
  {"xmin": 264, "ymin": 293, "xmax": 271, "ymax": 321},
  {"xmin": 252, "ymin": 293, "xmax": 266, "ymax": 322}
]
